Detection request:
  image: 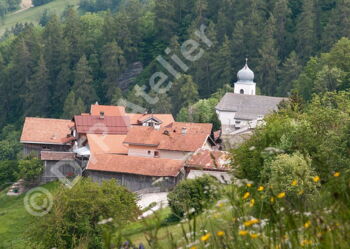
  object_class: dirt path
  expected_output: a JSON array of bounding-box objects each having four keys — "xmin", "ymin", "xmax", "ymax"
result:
[{"xmin": 12, "ymin": 0, "xmax": 33, "ymax": 15}]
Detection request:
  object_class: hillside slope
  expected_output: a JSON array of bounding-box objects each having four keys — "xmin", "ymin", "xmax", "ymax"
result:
[{"xmin": 0, "ymin": 0, "xmax": 80, "ymax": 35}]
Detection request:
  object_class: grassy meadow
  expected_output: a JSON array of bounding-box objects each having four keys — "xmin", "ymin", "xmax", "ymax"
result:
[{"xmin": 0, "ymin": 0, "xmax": 80, "ymax": 35}]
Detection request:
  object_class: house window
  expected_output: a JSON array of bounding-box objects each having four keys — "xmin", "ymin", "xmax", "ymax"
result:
[
  {"xmin": 148, "ymin": 151, "xmax": 151, "ymax": 155},
  {"xmin": 154, "ymin": 151, "xmax": 159, "ymax": 158},
  {"xmin": 240, "ymin": 89, "xmax": 244, "ymax": 94}
]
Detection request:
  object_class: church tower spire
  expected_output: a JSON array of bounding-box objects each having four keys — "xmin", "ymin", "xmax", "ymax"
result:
[{"xmin": 234, "ymin": 59, "xmax": 256, "ymax": 95}]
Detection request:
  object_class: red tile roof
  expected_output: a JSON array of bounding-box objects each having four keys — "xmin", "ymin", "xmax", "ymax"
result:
[
  {"xmin": 87, "ymin": 134, "xmax": 128, "ymax": 155},
  {"xmin": 186, "ymin": 149, "xmax": 230, "ymax": 171},
  {"xmin": 74, "ymin": 115, "xmax": 129, "ymax": 134},
  {"xmin": 165, "ymin": 122, "xmax": 213, "ymax": 134},
  {"xmin": 41, "ymin": 151, "xmax": 75, "ymax": 161},
  {"xmin": 20, "ymin": 117, "xmax": 74, "ymax": 145},
  {"xmin": 126, "ymin": 113, "xmax": 175, "ymax": 127},
  {"xmin": 124, "ymin": 125, "xmax": 211, "ymax": 152},
  {"xmin": 90, "ymin": 104, "xmax": 126, "ymax": 116},
  {"xmin": 87, "ymin": 154, "xmax": 184, "ymax": 177}
]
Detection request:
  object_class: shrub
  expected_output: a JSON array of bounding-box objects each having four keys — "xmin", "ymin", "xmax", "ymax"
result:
[
  {"xmin": 32, "ymin": 0, "xmax": 53, "ymax": 7},
  {"xmin": 168, "ymin": 175, "xmax": 220, "ymax": 218},
  {"xmin": 18, "ymin": 157, "xmax": 43, "ymax": 183},
  {"xmin": 262, "ymin": 152, "xmax": 319, "ymax": 206},
  {"xmin": 29, "ymin": 179, "xmax": 139, "ymax": 249},
  {"xmin": 0, "ymin": 160, "xmax": 18, "ymax": 189}
]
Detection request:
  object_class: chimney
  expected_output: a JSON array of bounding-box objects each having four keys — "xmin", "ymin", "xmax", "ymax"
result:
[
  {"xmin": 181, "ymin": 127, "xmax": 187, "ymax": 135},
  {"xmin": 100, "ymin": 111, "xmax": 105, "ymax": 119}
]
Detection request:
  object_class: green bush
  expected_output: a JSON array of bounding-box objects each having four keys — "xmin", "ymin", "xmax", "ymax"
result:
[
  {"xmin": 18, "ymin": 157, "xmax": 43, "ymax": 182},
  {"xmin": 29, "ymin": 179, "xmax": 140, "ymax": 249},
  {"xmin": 262, "ymin": 152, "xmax": 319, "ymax": 206},
  {"xmin": 168, "ymin": 175, "xmax": 220, "ymax": 218},
  {"xmin": 0, "ymin": 160, "xmax": 18, "ymax": 189}
]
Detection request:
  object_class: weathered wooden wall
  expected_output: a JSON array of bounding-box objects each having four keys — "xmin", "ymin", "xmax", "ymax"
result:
[{"xmin": 86, "ymin": 170, "xmax": 184, "ymax": 193}]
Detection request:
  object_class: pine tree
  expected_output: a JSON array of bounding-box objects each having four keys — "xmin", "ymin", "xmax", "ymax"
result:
[
  {"xmin": 24, "ymin": 55, "xmax": 50, "ymax": 116},
  {"xmin": 110, "ymin": 87, "xmax": 123, "ymax": 106},
  {"xmin": 211, "ymin": 35, "xmax": 233, "ymax": 91},
  {"xmin": 62, "ymin": 91, "xmax": 86, "ymax": 119},
  {"xmin": 273, "ymin": 0, "xmax": 292, "ymax": 59},
  {"xmin": 257, "ymin": 16, "xmax": 279, "ymax": 96},
  {"xmin": 150, "ymin": 92, "xmax": 172, "ymax": 114},
  {"xmin": 154, "ymin": 0, "xmax": 178, "ymax": 42},
  {"xmin": 101, "ymin": 41, "xmax": 126, "ymax": 101},
  {"xmin": 322, "ymin": 0, "xmax": 350, "ymax": 51},
  {"xmin": 170, "ymin": 74, "xmax": 199, "ymax": 114},
  {"xmin": 72, "ymin": 55, "xmax": 97, "ymax": 106},
  {"xmin": 277, "ymin": 51, "xmax": 302, "ymax": 96},
  {"xmin": 295, "ymin": 0, "xmax": 317, "ymax": 60},
  {"xmin": 64, "ymin": 7, "xmax": 83, "ymax": 66}
]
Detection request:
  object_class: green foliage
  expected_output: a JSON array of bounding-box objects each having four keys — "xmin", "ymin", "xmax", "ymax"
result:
[
  {"xmin": 0, "ymin": 0, "xmax": 20, "ymax": 17},
  {"xmin": 262, "ymin": 153, "xmax": 319, "ymax": 204},
  {"xmin": 294, "ymin": 38, "xmax": 350, "ymax": 100},
  {"xmin": 233, "ymin": 91, "xmax": 350, "ymax": 183},
  {"xmin": 29, "ymin": 179, "xmax": 139, "ymax": 249},
  {"xmin": 0, "ymin": 160, "xmax": 18, "ymax": 189},
  {"xmin": 17, "ymin": 156, "xmax": 43, "ymax": 182},
  {"xmin": 33, "ymin": 0, "xmax": 54, "ymax": 7},
  {"xmin": 168, "ymin": 175, "xmax": 220, "ymax": 218}
]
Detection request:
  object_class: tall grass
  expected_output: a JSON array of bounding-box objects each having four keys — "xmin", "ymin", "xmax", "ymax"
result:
[{"xmin": 101, "ymin": 170, "xmax": 350, "ymax": 249}]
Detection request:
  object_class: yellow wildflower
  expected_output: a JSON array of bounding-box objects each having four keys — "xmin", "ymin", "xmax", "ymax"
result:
[
  {"xmin": 301, "ymin": 239, "xmax": 313, "ymax": 246},
  {"xmin": 239, "ymin": 230, "xmax": 249, "ymax": 236},
  {"xmin": 200, "ymin": 233, "xmax": 211, "ymax": 242},
  {"xmin": 333, "ymin": 172, "xmax": 340, "ymax": 177},
  {"xmin": 304, "ymin": 220, "xmax": 311, "ymax": 228},
  {"xmin": 249, "ymin": 199, "xmax": 255, "ymax": 207},
  {"xmin": 257, "ymin": 186, "xmax": 264, "ymax": 191},
  {"xmin": 313, "ymin": 176, "xmax": 320, "ymax": 183},
  {"xmin": 291, "ymin": 180, "xmax": 298, "ymax": 186},
  {"xmin": 298, "ymin": 190, "xmax": 304, "ymax": 195},
  {"xmin": 249, "ymin": 232, "xmax": 260, "ymax": 239},
  {"xmin": 190, "ymin": 247, "xmax": 197, "ymax": 249},
  {"xmin": 246, "ymin": 183, "xmax": 252, "ymax": 187},
  {"xmin": 243, "ymin": 192, "xmax": 250, "ymax": 200},
  {"xmin": 216, "ymin": 231, "xmax": 225, "ymax": 237},
  {"xmin": 244, "ymin": 218, "xmax": 259, "ymax": 227},
  {"xmin": 270, "ymin": 197, "xmax": 275, "ymax": 203},
  {"xmin": 277, "ymin": 192, "xmax": 286, "ymax": 199}
]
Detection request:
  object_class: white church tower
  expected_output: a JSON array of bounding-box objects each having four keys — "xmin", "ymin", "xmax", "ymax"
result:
[{"xmin": 234, "ymin": 59, "xmax": 256, "ymax": 95}]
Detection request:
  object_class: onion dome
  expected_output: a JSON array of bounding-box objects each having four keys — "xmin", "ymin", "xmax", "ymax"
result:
[{"xmin": 237, "ymin": 58, "xmax": 254, "ymax": 82}]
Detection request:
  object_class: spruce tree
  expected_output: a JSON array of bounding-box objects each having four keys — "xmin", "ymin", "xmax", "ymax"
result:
[
  {"xmin": 72, "ymin": 55, "xmax": 97, "ymax": 107},
  {"xmin": 24, "ymin": 55, "xmax": 50, "ymax": 117},
  {"xmin": 257, "ymin": 16, "xmax": 279, "ymax": 96},
  {"xmin": 62, "ymin": 91, "xmax": 86, "ymax": 119},
  {"xmin": 101, "ymin": 41, "xmax": 126, "ymax": 101},
  {"xmin": 273, "ymin": 0, "xmax": 292, "ymax": 59},
  {"xmin": 295, "ymin": 0, "xmax": 317, "ymax": 60},
  {"xmin": 277, "ymin": 51, "xmax": 302, "ymax": 96}
]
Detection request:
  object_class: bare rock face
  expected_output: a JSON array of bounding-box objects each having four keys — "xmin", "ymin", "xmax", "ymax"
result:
[{"xmin": 118, "ymin": 62, "xmax": 143, "ymax": 90}]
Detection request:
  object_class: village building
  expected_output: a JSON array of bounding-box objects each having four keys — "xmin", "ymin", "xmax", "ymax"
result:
[
  {"xmin": 20, "ymin": 103, "xmax": 227, "ymax": 192},
  {"xmin": 216, "ymin": 61, "xmax": 287, "ymax": 136}
]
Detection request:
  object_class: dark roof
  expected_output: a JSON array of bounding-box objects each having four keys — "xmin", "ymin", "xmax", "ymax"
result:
[
  {"xmin": 74, "ymin": 115, "xmax": 130, "ymax": 134},
  {"xmin": 87, "ymin": 154, "xmax": 184, "ymax": 177},
  {"xmin": 216, "ymin": 93, "xmax": 287, "ymax": 120}
]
